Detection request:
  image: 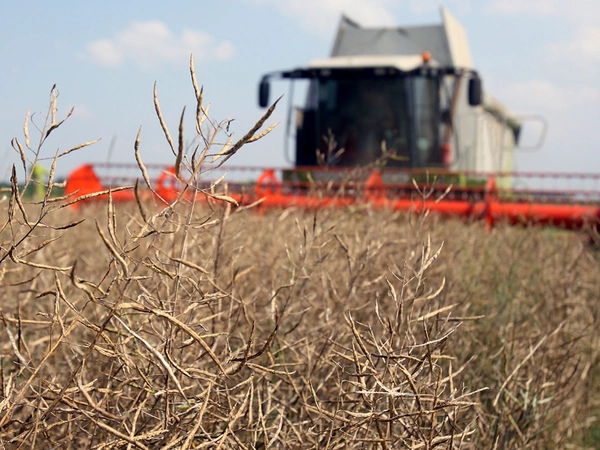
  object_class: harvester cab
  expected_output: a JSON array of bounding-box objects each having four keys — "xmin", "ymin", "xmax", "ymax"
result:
[{"xmin": 258, "ymin": 8, "xmax": 521, "ymax": 176}]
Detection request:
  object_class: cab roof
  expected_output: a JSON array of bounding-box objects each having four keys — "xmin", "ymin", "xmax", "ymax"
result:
[{"xmin": 308, "ymin": 55, "xmax": 437, "ymax": 72}]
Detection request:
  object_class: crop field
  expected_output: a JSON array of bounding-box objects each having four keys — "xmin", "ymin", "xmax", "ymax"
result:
[
  {"xmin": 1, "ymin": 62, "xmax": 599, "ymax": 448},
  {"xmin": 1, "ymin": 196, "xmax": 599, "ymax": 448}
]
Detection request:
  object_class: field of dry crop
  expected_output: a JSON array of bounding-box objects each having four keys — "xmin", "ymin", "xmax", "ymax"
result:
[
  {"xmin": 1, "ymin": 198, "xmax": 599, "ymax": 448},
  {"xmin": 1, "ymin": 59, "xmax": 599, "ymax": 448}
]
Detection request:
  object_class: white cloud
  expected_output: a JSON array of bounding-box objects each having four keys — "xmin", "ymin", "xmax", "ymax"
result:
[
  {"xmin": 491, "ymin": 79, "xmax": 600, "ymax": 114},
  {"xmin": 497, "ymin": 80, "xmax": 565, "ymax": 113},
  {"xmin": 244, "ymin": 0, "xmax": 395, "ymax": 37},
  {"xmin": 80, "ymin": 21, "xmax": 235, "ymax": 68},
  {"xmin": 486, "ymin": 0, "xmax": 600, "ymax": 25},
  {"xmin": 487, "ymin": 78, "xmax": 600, "ymax": 171},
  {"xmin": 410, "ymin": 0, "xmax": 472, "ymax": 15},
  {"xmin": 72, "ymin": 104, "xmax": 94, "ymax": 119},
  {"xmin": 487, "ymin": 0, "xmax": 559, "ymax": 16},
  {"xmin": 486, "ymin": 1, "xmax": 600, "ymax": 74},
  {"xmin": 86, "ymin": 40, "xmax": 122, "ymax": 66},
  {"xmin": 546, "ymin": 26, "xmax": 600, "ymax": 65}
]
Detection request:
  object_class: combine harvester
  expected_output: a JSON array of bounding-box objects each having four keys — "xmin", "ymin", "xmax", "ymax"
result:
[{"xmin": 65, "ymin": 8, "xmax": 600, "ymax": 230}]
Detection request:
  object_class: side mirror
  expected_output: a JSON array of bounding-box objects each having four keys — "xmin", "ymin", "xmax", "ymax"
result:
[
  {"xmin": 468, "ymin": 75, "xmax": 483, "ymax": 106},
  {"xmin": 258, "ymin": 78, "xmax": 270, "ymax": 108}
]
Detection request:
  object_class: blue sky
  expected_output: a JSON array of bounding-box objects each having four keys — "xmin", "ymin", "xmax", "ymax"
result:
[{"xmin": 1, "ymin": 0, "xmax": 599, "ymax": 181}]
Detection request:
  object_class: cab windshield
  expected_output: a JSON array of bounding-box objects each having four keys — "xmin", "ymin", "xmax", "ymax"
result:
[{"xmin": 315, "ymin": 75, "xmax": 439, "ymax": 167}]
